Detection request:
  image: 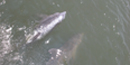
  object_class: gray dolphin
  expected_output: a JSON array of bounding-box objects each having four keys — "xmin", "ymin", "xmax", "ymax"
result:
[
  {"xmin": 26, "ymin": 11, "xmax": 66, "ymax": 44},
  {"xmin": 46, "ymin": 33, "xmax": 84, "ymax": 65}
]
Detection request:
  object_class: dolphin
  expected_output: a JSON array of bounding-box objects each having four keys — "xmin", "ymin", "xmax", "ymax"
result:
[
  {"xmin": 46, "ymin": 33, "xmax": 84, "ymax": 65},
  {"xmin": 26, "ymin": 11, "xmax": 66, "ymax": 44}
]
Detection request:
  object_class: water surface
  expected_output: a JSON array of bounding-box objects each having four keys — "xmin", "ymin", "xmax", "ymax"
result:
[{"xmin": 0, "ymin": 0, "xmax": 130, "ymax": 65}]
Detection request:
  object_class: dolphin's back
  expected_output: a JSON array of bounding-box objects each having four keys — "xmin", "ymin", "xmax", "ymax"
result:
[
  {"xmin": 26, "ymin": 11, "xmax": 66, "ymax": 44},
  {"xmin": 36, "ymin": 13, "xmax": 59, "ymax": 28},
  {"xmin": 46, "ymin": 33, "xmax": 83, "ymax": 65}
]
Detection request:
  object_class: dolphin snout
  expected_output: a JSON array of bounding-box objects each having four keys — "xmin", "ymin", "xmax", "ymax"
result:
[{"xmin": 61, "ymin": 11, "xmax": 66, "ymax": 18}]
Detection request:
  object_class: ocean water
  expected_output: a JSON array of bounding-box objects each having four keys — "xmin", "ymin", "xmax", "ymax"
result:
[{"xmin": 0, "ymin": 0, "xmax": 130, "ymax": 65}]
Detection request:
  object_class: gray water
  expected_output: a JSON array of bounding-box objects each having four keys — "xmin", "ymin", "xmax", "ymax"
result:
[{"xmin": 0, "ymin": 0, "xmax": 130, "ymax": 65}]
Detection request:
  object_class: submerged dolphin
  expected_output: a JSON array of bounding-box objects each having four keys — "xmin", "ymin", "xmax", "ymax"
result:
[
  {"xmin": 26, "ymin": 11, "xmax": 66, "ymax": 44},
  {"xmin": 46, "ymin": 33, "xmax": 83, "ymax": 65}
]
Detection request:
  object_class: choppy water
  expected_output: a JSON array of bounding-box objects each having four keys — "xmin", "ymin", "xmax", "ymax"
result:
[{"xmin": 0, "ymin": 0, "xmax": 130, "ymax": 65}]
